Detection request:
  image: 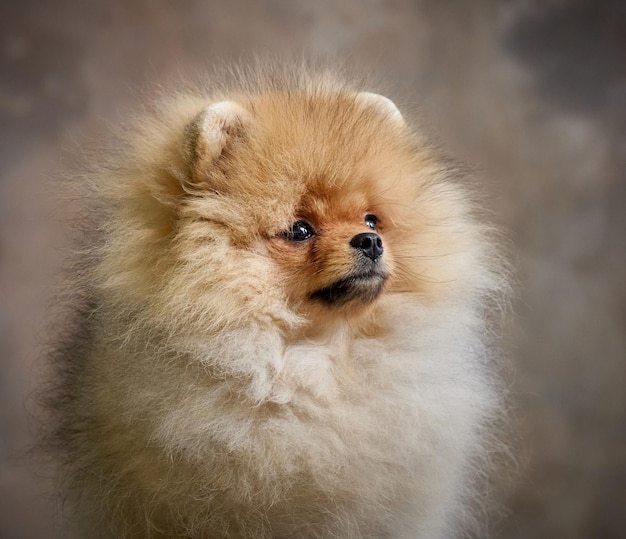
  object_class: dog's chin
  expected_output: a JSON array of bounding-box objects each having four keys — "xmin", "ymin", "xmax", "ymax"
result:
[{"xmin": 309, "ymin": 269, "xmax": 389, "ymax": 308}]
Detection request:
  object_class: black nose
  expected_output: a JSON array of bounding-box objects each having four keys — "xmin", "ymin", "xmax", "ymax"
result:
[{"xmin": 350, "ymin": 232, "xmax": 384, "ymax": 261}]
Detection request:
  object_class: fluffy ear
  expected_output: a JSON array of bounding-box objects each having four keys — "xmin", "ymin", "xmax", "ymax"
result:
[
  {"xmin": 356, "ymin": 92, "xmax": 404, "ymax": 124},
  {"xmin": 184, "ymin": 101, "xmax": 249, "ymax": 181}
]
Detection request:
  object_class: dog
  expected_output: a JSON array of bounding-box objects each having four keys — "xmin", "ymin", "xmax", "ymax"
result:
[{"xmin": 45, "ymin": 65, "xmax": 507, "ymax": 538}]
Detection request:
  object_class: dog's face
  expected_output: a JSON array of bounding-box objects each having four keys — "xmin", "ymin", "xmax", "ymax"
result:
[
  {"xmin": 132, "ymin": 87, "xmax": 485, "ymax": 331},
  {"xmin": 180, "ymin": 92, "xmax": 418, "ymax": 319},
  {"xmin": 267, "ymin": 191, "xmax": 391, "ymax": 311}
]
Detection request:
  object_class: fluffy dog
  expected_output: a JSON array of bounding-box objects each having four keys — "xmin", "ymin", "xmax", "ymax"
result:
[{"xmin": 46, "ymin": 66, "xmax": 507, "ymax": 538}]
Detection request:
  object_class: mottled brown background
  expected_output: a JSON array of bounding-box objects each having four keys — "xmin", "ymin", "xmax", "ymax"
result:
[{"xmin": 1, "ymin": 0, "xmax": 624, "ymax": 537}]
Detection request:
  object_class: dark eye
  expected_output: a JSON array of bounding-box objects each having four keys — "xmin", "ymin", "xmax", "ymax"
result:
[
  {"xmin": 283, "ymin": 220, "xmax": 315, "ymax": 242},
  {"xmin": 364, "ymin": 214, "xmax": 378, "ymax": 230}
]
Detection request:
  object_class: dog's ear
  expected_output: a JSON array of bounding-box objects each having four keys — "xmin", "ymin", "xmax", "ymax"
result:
[
  {"xmin": 356, "ymin": 92, "xmax": 404, "ymax": 125},
  {"xmin": 183, "ymin": 101, "xmax": 249, "ymax": 182}
]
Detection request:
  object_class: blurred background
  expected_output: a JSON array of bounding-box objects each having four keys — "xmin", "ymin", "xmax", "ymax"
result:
[{"xmin": 1, "ymin": 0, "xmax": 624, "ymax": 537}]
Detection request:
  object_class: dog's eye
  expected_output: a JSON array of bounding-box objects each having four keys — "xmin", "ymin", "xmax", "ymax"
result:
[
  {"xmin": 364, "ymin": 214, "xmax": 378, "ymax": 230},
  {"xmin": 283, "ymin": 220, "xmax": 315, "ymax": 242}
]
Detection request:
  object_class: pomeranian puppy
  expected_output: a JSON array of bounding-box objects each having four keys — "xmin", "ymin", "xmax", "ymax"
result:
[{"xmin": 45, "ymin": 65, "xmax": 506, "ymax": 538}]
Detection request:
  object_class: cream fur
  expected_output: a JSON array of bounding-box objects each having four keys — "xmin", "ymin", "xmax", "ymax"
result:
[{"xmin": 46, "ymin": 65, "xmax": 507, "ymax": 538}]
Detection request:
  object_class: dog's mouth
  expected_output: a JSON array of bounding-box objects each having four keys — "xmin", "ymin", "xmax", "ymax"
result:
[{"xmin": 310, "ymin": 268, "xmax": 389, "ymax": 307}]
